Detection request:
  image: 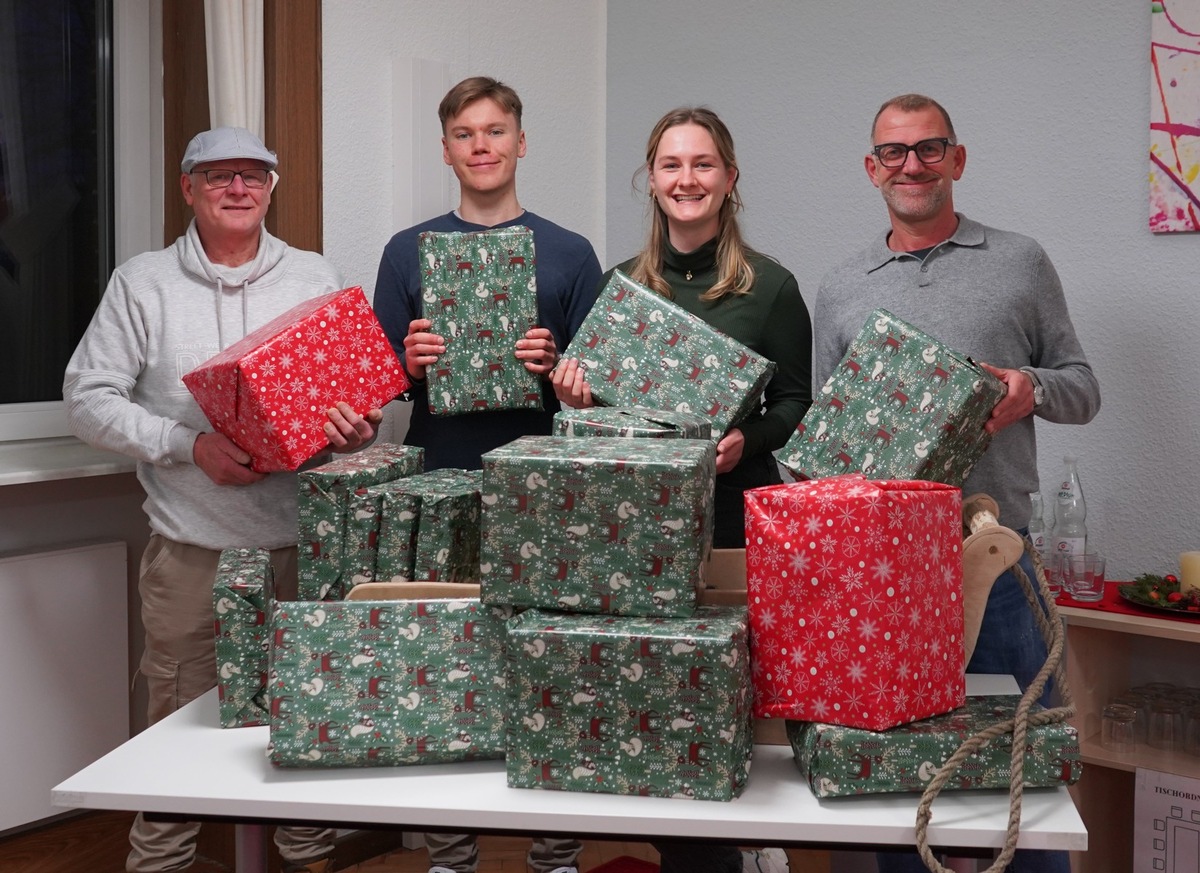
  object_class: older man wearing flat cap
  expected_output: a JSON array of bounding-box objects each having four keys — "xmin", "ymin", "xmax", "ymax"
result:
[{"xmin": 64, "ymin": 126, "xmax": 380, "ymax": 873}]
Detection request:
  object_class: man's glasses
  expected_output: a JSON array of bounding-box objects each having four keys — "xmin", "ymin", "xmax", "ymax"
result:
[
  {"xmin": 871, "ymin": 138, "xmax": 954, "ymax": 169},
  {"xmin": 192, "ymin": 168, "xmax": 270, "ymax": 189}
]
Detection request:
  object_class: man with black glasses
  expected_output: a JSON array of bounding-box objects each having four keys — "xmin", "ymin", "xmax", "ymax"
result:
[
  {"xmin": 814, "ymin": 95, "xmax": 1099, "ymax": 873},
  {"xmin": 64, "ymin": 126, "xmax": 379, "ymax": 873}
]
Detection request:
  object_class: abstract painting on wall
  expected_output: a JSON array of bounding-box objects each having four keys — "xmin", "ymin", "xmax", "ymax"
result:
[{"xmin": 1151, "ymin": 1, "xmax": 1200, "ymax": 232}]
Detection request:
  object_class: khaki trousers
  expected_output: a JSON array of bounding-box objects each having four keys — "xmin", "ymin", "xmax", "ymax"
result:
[{"xmin": 126, "ymin": 535, "xmax": 335, "ymax": 872}]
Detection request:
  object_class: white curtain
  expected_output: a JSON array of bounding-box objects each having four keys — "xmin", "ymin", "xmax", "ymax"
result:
[{"xmin": 204, "ymin": 0, "xmax": 264, "ymax": 137}]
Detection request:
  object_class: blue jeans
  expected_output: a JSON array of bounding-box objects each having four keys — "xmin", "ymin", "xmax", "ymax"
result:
[{"xmin": 877, "ymin": 542, "xmax": 1069, "ymax": 873}]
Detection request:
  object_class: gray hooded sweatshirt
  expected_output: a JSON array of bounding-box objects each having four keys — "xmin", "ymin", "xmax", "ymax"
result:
[{"xmin": 64, "ymin": 220, "xmax": 343, "ymax": 550}]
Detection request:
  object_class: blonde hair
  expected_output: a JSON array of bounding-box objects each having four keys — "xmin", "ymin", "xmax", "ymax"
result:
[{"xmin": 629, "ymin": 107, "xmax": 754, "ymax": 303}]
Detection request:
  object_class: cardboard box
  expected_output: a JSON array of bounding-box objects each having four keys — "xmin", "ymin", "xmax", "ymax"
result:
[
  {"xmin": 183, "ymin": 286, "xmax": 410, "ymax": 471},
  {"xmin": 419, "ymin": 228, "xmax": 542, "ymax": 416},
  {"xmin": 213, "ymin": 548, "xmax": 272, "ymax": 728},
  {"xmin": 553, "ymin": 407, "xmax": 712, "ymax": 440},
  {"xmin": 559, "ymin": 270, "xmax": 775, "ymax": 441},
  {"xmin": 480, "ymin": 436, "xmax": 715, "ymax": 616},
  {"xmin": 268, "ymin": 582, "xmax": 509, "ymax": 767},
  {"xmin": 505, "ymin": 606, "xmax": 753, "ymax": 801},
  {"xmin": 775, "ymin": 309, "xmax": 1005, "ymax": 486},
  {"xmin": 746, "ymin": 475, "xmax": 965, "ymax": 731},
  {"xmin": 297, "ymin": 444, "xmax": 424, "ymax": 600},
  {"xmin": 787, "ymin": 695, "xmax": 1081, "ymax": 797}
]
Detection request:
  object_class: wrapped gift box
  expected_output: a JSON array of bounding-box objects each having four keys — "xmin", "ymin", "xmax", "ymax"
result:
[
  {"xmin": 775, "ymin": 309, "xmax": 1005, "ymax": 486},
  {"xmin": 213, "ymin": 548, "xmax": 272, "ymax": 728},
  {"xmin": 268, "ymin": 582, "xmax": 510, "ymax": 767},
  {"xmin": 480, "ymin": 436, "xmax": 715, "ymax": 616},
  {"xmin": 506, "ymin": 606, "xmax": 753, "ymax": 801},
  {"xmin": 183, "ymin": 286, "xmax": 410, "ymax": 471},
  {"xmin": 746, "ymin": 475, "xmax": 965, "ymax": 731},
  {"xmin": 298, "ymin": 444, "xmax": 424, "ymax": 600},
  {"xmin": 373, "ymin": 487, "xmax": 422, "ymax": 584},
  {"xmin": 407, "ymin": 469, "xmax": 483, "ymax": 583},
  {"xmin": 553, "ymin": 406, "xmax": 712, "ymax": 440},
  {"xmin": 559, "ymin": 271, "xmax": 775, "ymax": 441},
  {"xmin": 787, "ymin": 694, "xmax": 1081, "ymax": 798},
  {"xmin": 419, "ymin": 228, "xmax": 541, "ymax": 416}
]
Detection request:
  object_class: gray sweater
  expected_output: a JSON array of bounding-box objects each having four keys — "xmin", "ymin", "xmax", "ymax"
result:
[
  {"xmin": 814, "ymin": 214, "xmax": 1100, "ymax": 527},
  {"xmin": 64, "ymin": 221, "xmax": 343, "ymax": 550}
]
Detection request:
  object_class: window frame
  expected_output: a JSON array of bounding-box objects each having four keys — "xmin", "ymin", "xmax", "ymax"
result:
[{"xmin": 0, "ymin": 0, "xmax": 162, "ymax": 443}]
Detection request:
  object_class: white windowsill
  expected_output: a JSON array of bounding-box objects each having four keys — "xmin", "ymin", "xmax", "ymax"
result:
[{"xmin": 0, "ymin": 437, "xmax": 138, "ymax": 487}]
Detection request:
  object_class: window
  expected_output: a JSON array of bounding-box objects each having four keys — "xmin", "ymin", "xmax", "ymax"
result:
[{"xmin": 0, "ymin": 0, "xmax": 113, "ymax": 408}]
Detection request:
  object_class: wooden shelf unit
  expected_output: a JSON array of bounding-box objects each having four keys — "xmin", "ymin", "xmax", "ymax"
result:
[{"xmin": 1060, "ymin": 603, "xmax": 1200, "ymax": 871}]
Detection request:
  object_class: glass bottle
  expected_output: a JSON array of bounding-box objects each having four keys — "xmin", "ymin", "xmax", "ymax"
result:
[
  {"xmin": 1028, "ymin": 492, "xmax": 1047, "ymax": 561},
  {"xmin": 1052, "ymin": 456, "xmax": 1088, "ymax": 558}
]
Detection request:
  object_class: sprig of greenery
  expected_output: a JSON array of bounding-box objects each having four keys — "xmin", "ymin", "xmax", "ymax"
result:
[{"xmin": 1120, "ymin": 573, "xmax": 1200, "ymax": 611}]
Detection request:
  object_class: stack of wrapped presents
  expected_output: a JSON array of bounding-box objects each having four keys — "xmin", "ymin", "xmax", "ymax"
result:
[{"xmin": 205, "ymin": 260, "xmax": 1079, "ymax": 805}]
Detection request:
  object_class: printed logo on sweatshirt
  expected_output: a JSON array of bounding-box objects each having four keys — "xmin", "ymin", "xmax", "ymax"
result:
[{"xmin": 174, "ymin": 343, "xmax": 219, "ymax": 395}]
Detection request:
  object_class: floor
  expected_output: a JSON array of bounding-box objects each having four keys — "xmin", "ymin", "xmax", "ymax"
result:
[{"xmin": 0, "ymin": 811, "xmax": 832, "ymax": 873}]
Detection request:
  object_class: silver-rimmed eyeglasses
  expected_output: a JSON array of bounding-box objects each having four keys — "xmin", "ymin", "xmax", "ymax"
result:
[
  {"xmin": 872, "ymin": 138, "xmax": 954, "ymax": 169},
  {"xmin": 192, "ymin": 168, "xmax": 270, "ymax": 189}
]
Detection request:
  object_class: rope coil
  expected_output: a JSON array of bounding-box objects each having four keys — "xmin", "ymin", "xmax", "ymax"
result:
[{"xmin": 913, "ymin": 544, "xmax": 1075, "ymax": 873}]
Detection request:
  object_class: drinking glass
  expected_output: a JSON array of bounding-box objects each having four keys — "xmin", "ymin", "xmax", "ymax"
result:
[
  {"xmin": 1101, "ymin": 703, "xmax": 1138, "ymax": 753},
  {"xmin": 1068, "ymin": 553, "xmax": 1106, "ymax": 602},
  {"xmin": 1149, "ymin": 699, "xmax": 1185, "ymax": 752},
  {"xmin": 1186, "ymin": 709, "xmax": 1200, "ymax": 757},
  {"xmin": 1044, "ymin": 553, "xmax": 1065, "ymax": 598}
]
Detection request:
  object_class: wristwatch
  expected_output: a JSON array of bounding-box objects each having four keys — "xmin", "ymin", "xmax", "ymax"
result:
[{"xmin": 1020, "ymin": 367, "xmax": 1045, "ymax": 409}]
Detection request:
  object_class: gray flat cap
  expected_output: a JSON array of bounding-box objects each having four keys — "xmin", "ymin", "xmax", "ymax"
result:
[{"xmin": 181, "ymin": 126, "xmax": 277, "ymax": 173}]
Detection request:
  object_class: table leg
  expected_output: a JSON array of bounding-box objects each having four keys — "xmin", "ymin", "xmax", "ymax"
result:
[{"xmin": 234, "ymin": 823, "xmax": 268, "ymax": 873}]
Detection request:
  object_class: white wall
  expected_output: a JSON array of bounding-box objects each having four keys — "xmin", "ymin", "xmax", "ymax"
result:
[
  {"xmin": 605, "ymin": 0, "xmax": 1199, "ymax": 580},
  {"xmin": 323, "ymin": 1, "xmax": 1200, "ymax": 581},
  {"xmin": 321, "ymin": 0, "xmax": 608, "ymax": 299}
]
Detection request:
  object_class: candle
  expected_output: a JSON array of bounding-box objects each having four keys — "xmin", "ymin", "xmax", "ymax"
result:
[{"xmin": 1180, "ymin": 552, "xmax": 1200, "ymax": 595}]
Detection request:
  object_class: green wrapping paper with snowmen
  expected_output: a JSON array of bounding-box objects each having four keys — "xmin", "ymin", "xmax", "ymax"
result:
[
  {"xmin": 214, "ymin": 547, "xmax": 273, "ymax": 728},
  {"xmin": 297, "ymin": 443, "xmax": 424, "ymax": 600},
  {"xmin": 553, "ymin": 406, "xmax": 712, "ymax": 440},
  {"xmin": 786, "ymin": 694, "xmax": 1081, "ymax": 798},
  {"xmin": 558, "ymin": 270, "xmax": 775, "ymax": 441},
  {"xmin": 268, "ymin": 583, "xmax": 510, "ymax": 767},
  {"xmin": 775, "ymin": 309, "xmax": 1005, "ymax": 486},
  {"xmin": 505, "ymin": 606, "xmax": 753, "ymax": 801},
  {"xmin": 480, "ymin": 436, "xmax": 715, "ymax": 616},
  {"xmin": 419, "ymin": 227, "xmax": 542, "ymax": 416}
]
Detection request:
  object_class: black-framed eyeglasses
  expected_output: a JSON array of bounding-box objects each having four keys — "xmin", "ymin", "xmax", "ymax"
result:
[
  {"xmin": 192, "ymin": 168, "xmax": 270, "ymax": 189},
  {"xmin": 871, "ymin": 138, "xmax": 954, "ymax": 169}
]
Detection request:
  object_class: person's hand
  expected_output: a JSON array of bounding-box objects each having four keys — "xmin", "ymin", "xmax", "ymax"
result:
[
  {"xmin": 551, "ymin": 357, "xmax": 594, "ymax": 409},
  {"xmin": 516, "ymin": 327, "xmax": 558, "ymax": 375},
  {"xmin": 402, "ymin": 318, "xmax": 444, "ymax": 381},
  {"xmin": 978, "ymin": 362, "xmax": 1034, "ymax": 434},
  {"xmin": 325, "ymin": 402, "xmax": 382, "ymax": 453},
  {"xmin": 193, "ymin": 431, "xmax": 266, "ymax": 486},
  {"xmin": 715, "ymin": 427, "xmax": 745, "ymax": 475}
]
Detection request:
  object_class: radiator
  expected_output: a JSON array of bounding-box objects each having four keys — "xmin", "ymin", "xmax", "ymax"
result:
[{"xmin": 0, "ymin": 540, "xmax": 129, "ymax": 833}]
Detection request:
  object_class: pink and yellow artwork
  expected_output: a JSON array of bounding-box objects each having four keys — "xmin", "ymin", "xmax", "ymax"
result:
[{"xmin": 1151, "ymin": 1, "xmax": 1200, "ymax": 232}]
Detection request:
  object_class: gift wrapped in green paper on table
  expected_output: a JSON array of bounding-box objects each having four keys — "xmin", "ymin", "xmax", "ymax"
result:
[
  {"xmin": 787, "ymin": 694, "xmax": 1081, "ymax": 798},
  {"xmin": 480, "ymin": 436, "xmax": 715, "ymax": 616},
  {"xmin": 553, "ymin": 406, "xmax": 712, "ymax": 440},
  {"xmin": 505, "ymin": 606, "xmax": 753, "ymax": 800},
  {"xmin": 297, "ymin": 443, "xmax": 423, "ymax": 600},
  {"xmin": 268, "ymin": 582, "xmax": 509, "ymax": 767},
  {"xmin": 213, "ymin": 547, "xmax": 273, "ymax": 728}
]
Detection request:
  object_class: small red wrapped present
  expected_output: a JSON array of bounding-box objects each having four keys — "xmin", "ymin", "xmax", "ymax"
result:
[
  {"xmin": 746, "ymin": 474, "xmax": 964, "ymax": 731},
  {"xmin": 183, "ymin": 287, "xmax": 409, "ymax": 472}
]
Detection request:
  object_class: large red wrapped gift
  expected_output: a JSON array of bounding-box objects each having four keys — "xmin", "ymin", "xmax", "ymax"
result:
[
  {"xmin": 183, "ymin": 287, "xmax": 409, "ymax": 472},
  {"xmin": 745, "ymin": 474, "xmax": 964, "ymax": 731}
]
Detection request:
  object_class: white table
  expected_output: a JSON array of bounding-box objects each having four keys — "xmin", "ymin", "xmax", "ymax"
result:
[{"xmin": 53, "ymin": 675, "xmax": 1086, "ymax": 873}]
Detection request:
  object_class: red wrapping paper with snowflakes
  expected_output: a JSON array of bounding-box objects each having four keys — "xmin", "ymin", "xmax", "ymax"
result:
[
  {"xmin": 745, "ymin": 474, "xmax": 965, "ymax": 731},
  {"xmin": 183, "ymin": 286, "xmax": 409, "ymax": 472}
]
